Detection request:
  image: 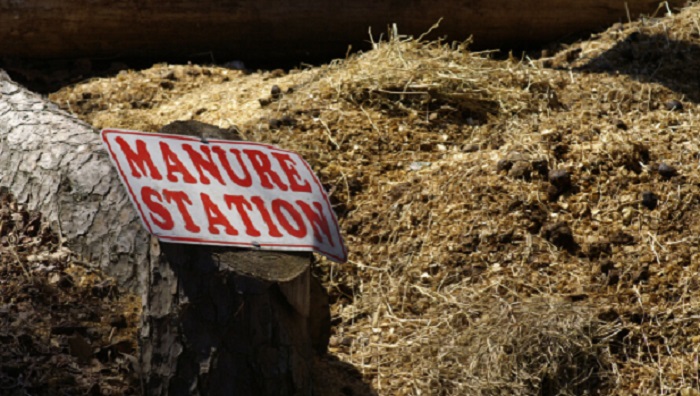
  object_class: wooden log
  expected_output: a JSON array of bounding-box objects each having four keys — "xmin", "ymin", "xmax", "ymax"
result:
[
  {"xmin": 142, "ymin": 241, "xmax": 317, "ymax": 396},
  {"xmin": 0, "ymin": 69, "xmax": 147, "ymax": 290},
  {"xmin": 0, "ymin": 0, "xmax": 685, "ymax": 60},
  {"xmin": 0, "ymin": 72, "xmax": 329, "ymax": 395}
]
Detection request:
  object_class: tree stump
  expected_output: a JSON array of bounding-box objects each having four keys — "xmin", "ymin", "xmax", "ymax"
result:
[
  {"xmin": 143, "ymin": 241, "xmax": 317, "ymax": 396},
  {"xmin": 0, "ymin": 71, "xmax": 329, "ymax": 395},
  {"xmin": 141, "ymin": 120, "xmax": 324, "ymax": 396}
]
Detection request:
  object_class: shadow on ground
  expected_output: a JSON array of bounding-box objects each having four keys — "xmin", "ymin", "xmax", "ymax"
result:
[
  {"xmin": 313, "ymin": 354, "xmax": 378, "ymax": 396},
  {"xmin": 574, "ymin": 32, "xmax": 700, "ymax": 103}
]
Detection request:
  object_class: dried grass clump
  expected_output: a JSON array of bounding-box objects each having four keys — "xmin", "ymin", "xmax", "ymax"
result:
[
  {"xmin": 443, "ymin": 296, "xmax": 616, "ymax": 396},
  {"xmin": 331, "ymin": 28, "xmax": 499, "ymax": 122}
]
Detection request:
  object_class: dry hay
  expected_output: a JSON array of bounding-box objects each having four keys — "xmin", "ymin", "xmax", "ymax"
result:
[
  {"xmin": 445, "ymin": 296, "xmax": 616, "ymax": 395},
  {"xmin": 47, "ymin": 3, "xmax": 700, "ymax": 395}
]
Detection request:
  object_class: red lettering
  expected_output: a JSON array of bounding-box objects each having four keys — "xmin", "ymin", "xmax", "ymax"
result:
[
  {"xmin": 182, "ymin": 144, "xmax": 226, "ymax": 185},
  {"xmin": 224, "ymin": 195, "xmax": 261, "ymax": 237},
  {"xmin": 212, "ymin": 147, "xmax": 253, "ymax": 187},
  {"xmin": 272, "ymin": 199, "xmax": 307, "ymax": 238},
  {"xmin": 296, "ymin": 200, "xmax": 334, "ymax": 246},
  {"xmin": 201, "ymin": 193, "xmax": 238, "ymax": 235},
  {"xmin": 250, "ymin": 196, "xmax": 283, "ymax": 237},
  {"xmin": 243, "ymin": 149, "xmax": 288, "ymax": 191},
  {"xmin": 160, "ymin": 142, "xmax": 197, "ymax": 183},
  {"xmin": 115, "ymin": 137, "xmax": 162, "ymax": 180},
  {"xmin": 163, "ymin": 189, "xmax": 200, "ymax": 233},
  {"xmin": 141, "ymin": 186, "xmax": 173, "ymax": 230},
  {"xmin": 271, "ymin": 152, "xmax": 312, "ymax": 193}
]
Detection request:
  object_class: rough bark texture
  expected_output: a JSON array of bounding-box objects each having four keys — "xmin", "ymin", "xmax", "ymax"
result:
[
  {"xmin": 0, "ymin": 0, "xmax": 685, "ymax": 60},
  {"xmin": 0, "ymin": 69, "xmax": 149, "ymax": 291},
  {"xmin": 0, "ymin": 74, "xmax": 327, "ymax": 395},
  {"xmin": 142, "ymin": 241, "xmax": 317, "ymax": 396}
]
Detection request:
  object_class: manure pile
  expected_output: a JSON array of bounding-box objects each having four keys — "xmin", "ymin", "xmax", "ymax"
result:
[{"xmin": 45, "ymin": 3, "xmax": 700, "ymax": 395}]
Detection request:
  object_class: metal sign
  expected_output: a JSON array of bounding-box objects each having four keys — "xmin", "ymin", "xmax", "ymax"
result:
[{"xmin": 101, "ymin": 129, "xmax": 347, "ymax": 263}]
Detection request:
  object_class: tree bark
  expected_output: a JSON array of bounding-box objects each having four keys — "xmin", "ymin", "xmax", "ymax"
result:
[
  {"xmin": 0, "ymin": 71, "xmax": 327, "ymax": 395},
  {"xmin": 0, "ymin": 69, "xmax": 148, "ymax": 290},
  {"xmin": 143, "ymin": 241, "xmax": 317, "ymax": 396},
  {"xmin": 0, "ymin": 0, "xmax": 685, "ymax": 60}
]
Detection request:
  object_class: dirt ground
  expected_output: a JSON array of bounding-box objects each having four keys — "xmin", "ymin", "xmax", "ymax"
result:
[
  {"xmin": 0, "ymin": 194, "xmax": 142, "ymax": 395},
  {"xmin": 3, "ymin": 2, "xmax": 700, "ymax": 395}
]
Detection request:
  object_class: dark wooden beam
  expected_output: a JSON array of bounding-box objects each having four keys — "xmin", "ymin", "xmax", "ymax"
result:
[{"xmin": 0, "ymin": 0, "xmax": 685, "ymax": 60}]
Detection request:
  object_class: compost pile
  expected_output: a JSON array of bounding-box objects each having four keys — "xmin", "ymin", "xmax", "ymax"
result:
[{"xmin": 6, "ymin": 3, "xmax": 700, "ymax": 395}]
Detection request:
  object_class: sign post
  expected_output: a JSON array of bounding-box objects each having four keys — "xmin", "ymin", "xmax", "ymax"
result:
[{"xmin": 103, "ymin": 120, "xmax": 338, "ymax": 396}]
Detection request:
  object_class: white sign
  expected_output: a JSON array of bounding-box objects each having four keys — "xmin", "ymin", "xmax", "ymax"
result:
[{"xmin": 101, "ymin": 129, "xmax": 347, "ymax": 263}]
